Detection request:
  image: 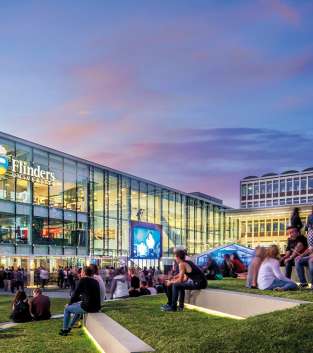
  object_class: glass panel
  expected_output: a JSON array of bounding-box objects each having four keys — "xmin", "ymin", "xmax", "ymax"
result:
[
  {"xmin": 49, "ymin": 217, "xmax": 63, "ymax": 246},
  {"xmin": 139, "ymin": 182, "xmax": 148, "ymax": 222},
  {"xmin": 131, "ymin": 179, "xmax": 139, "ymax": 221},
  {"xmin": 162, "ymin": 190, "xmax": 169, "ymax": 225},
  {"xmin": 108, "ymin": 173, "xmax": 118, "ymax": 219},
  {"xmin": 77, "ymin": 220, "xmax": 87, "ymax": 247},
  {"xmin": 0, "ymin": 138, "xmax": 15, "ymax": 202},
  {"xmin": 0, "ymin": 211, "xmax": 15, "ymax": 243},
  {"xmin": 121, "ymin": 177, "xmax": 130, "ymax": 221},
  {"xmin": 280, "ymin": 179, "xmax": 286, "ymax": 193},
  {"xmin": 294, "ymin": 178, "xmax": 300, "ymax": 192},
  {"xmin": 16, "ymin": 206, "xmax": 31, "ymax": 244},
  {"xmin": 49, "ymin": 154, "xmax": 63, "ymax": 208},
  {"xmin": 266, "ymin": 181, "xmax": 272, "ymax": 196},
  {"xmin": 241, "ymin": 184, "xmax": 247, "ymax": 197},
  {"xmin": 287, "ymin": 178, "xmax": 292, "ymax": 193},
  {"xmin": 301, "ymin": 177, "xmax": 307, "ymax": 192},
  {"xmin": 176, "ymin": 194, "xmax": 182, "ymax": 229},
  {"xmin": 168, "ymin": 192, "xmax": 175, "ymax": 227},
  {"xmin": 155, "ymin": 188, "xmax": 161, "ymax": 224},
  {"xmin": 254, "ymin": 183, "xmax": 259, "ymax": 196},
  {"xmin": 147, "ymin": 184, "xmax": 155, "ymax": 223},
  {"xmin": 15, "ymin": 144, "xmax": 32, "ymax": 203},
  {"xmin": 94, "ymin": 216, "xmax": 104, "ymax": 250},
  {"xmin": 77, "ymin": 173, "xmax": 88, "ymax": 213},
  {"xmin": 32, "ymin": 215, "xmax": 49, "ymax": 244},
  {"xmin": 64, "ymin": 159, "xmax": 76, "ymax": 211},
  {"xmin": 260, "ymin": 182, "xmax": 266, "ymax": 195},
  {"xmin": 64, "ymin": 218, "xmax": 77, "ymax": 247},
  {"xmin": 273, "ymin": 180, "xmax": 279, "ymax": 194},
  {"xmin": 309, "ymin": 177, "xmax": 313, "ymax": 193},
  {"xmin": 247, "ymin": 184, "xmax": 253, "ymax": 196},
  {"xmin": 33, "ymin": 149, "xmax": 49, "ymax": 206}
]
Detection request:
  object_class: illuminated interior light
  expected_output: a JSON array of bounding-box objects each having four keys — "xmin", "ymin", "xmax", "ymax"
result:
[
  {"xmin": 83, "ymin": 327, "xmax": 106, "ymax": 353},
  {"xmin": 184, "ymin": 303, "xmax": 245, "ymax": 320}
]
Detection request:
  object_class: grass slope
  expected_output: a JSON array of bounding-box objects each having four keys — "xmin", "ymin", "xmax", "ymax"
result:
[
  {"xmin": 0, "ymin": 319, "xmax": 97, "ymax": 353},
  {"xmin": 103, "ymin": 291, "xmax": 313, "ymax": 353},
  {"xmin": 208, "ymin": 278, "xmax": 313, "ymax": 302}
]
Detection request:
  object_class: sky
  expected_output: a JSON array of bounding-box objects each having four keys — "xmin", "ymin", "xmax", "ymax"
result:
[{"xmin": 1, "ymin": 0, "xmax": 313, "ymax": 207}]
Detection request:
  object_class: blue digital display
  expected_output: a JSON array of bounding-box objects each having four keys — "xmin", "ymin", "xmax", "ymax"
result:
[{"xmin": 130, "ymin": 221, "xmax": 162, "ymax": 259}]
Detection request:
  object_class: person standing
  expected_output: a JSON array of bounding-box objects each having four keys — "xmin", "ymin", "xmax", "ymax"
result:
[
  {"xmin": 90, "ymin": 264, "xmax": 106, "ymax": 303},
  {"xmin": 39, "ymin": 268, "xmax": 49, "ymax": 289},
  {"xmin": 59, "ymin": 267, "xmax": 100, "ymax": 336},
  {"xmin": 295, "ymin": 206, "xmax": 313, "ymax": 287},
  {"xmin": 290, "ymin": 207, "xmax": 303, "ymax": 234}
]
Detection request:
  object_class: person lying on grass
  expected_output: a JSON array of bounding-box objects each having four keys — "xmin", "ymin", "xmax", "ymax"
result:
[
  {"xmin": 161, "ymin": 249, "xmax": 207, "ymax": 312},
  {"xmin": 257, "ymin": 245, "xmax": 298, "ymax": 291}
]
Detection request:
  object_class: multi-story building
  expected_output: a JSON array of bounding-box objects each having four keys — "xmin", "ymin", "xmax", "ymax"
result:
[
  {"xmin": 240, "ymin": 170, "xmax": 313, "ymax": 209},
  {"xmin": 0, "ymin": 131, "xmax": 231, "ymax": 272},
  {"xmin": 227, "ymin": 169, "xmax": 313, "ymax": 251}
]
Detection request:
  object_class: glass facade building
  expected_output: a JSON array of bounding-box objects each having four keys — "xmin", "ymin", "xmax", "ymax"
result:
[
  {"xmin": 0, "ymin": 132, "xmax": 229, "ymax": 270},
  {"xmin": 240, "ymin": 169, "xmax": 313, "ymax": 209}
]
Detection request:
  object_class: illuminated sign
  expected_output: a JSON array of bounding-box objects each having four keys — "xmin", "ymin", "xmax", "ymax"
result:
[{"xmin": 0, "ymin": 145, "xmax": 56, "ymax": 186}]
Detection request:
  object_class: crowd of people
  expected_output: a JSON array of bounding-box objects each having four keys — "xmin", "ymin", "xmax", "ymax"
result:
[
  {"xmin": 0, "ymin": 267, "xmax": 27, "ymax": 293},
  {"xmin": 245, "ymin": 206, "xmax": 313, "ymax": 291}
]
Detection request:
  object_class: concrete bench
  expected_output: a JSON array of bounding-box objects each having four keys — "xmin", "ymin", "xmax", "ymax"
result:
[
  {"xmin": 185, "ymin": 289, "xmax": 309, "ymax": 319},
  {"xmin": 85, "ymin": 312, "xmax": 155, "ymax": 353}
]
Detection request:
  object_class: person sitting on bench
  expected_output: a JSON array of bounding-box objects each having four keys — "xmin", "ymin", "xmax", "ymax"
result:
[
  {"xmin": 162, "ymin": 249, "xmax": 207, "ymax": 312},
  {"xmin": 59, "ymin": 266, "xmax": 100, "ymax": 336}
]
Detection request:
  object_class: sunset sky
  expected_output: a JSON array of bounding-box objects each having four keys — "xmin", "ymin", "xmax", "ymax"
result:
[{"xmin": 1, "ymin": 1, "xmax": 313, "ymax": 207}]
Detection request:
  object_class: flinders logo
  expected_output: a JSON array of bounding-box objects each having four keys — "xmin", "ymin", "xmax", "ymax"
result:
[
  {"xmin": 0, "ymin": 145, "xmax": 9, "ymax": 175},
  {"xmin": 0, "ymin": 144, "xmax": 56, "ymax": 186}
]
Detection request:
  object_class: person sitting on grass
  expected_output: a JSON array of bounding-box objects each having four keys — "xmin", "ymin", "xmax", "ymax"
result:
[
  {"xmin": 59, "ymin": 266, "xmax": 100, "ymax": 336},
  {"xmin": 222, "ymin": 254, "xmax": 236, "ymax": 277},
  {"xmin": 162, "ymin": 249, "xmax": 207, "ymax": 312},
  {"xmin": 246, "ymin": 246, "xmax": 266, "ymax": 288},
  {"xmin": 257, "ymin": 245, "xmax": 297, "ymax": 291},
  {"xmin": 281, "ymin": 226, "xmax": 308, "ymax": 279},
  {"xmin": 203, "ymin": 256, "xmax": 221, "ymax": 280},
  {"xmin": 29, "ymin": 288, "xmax": 51, "ymax": 321},
  {"xmin": 10, "ymin": 290, "xmax": 32, "ymax": 323},
  {"xmin": 147, "ymin": 279, "xmax": 157, "ymax": 295},
  {"xmin": 139, "ymin": 281, "xmax": 151, "ymax": 296}
]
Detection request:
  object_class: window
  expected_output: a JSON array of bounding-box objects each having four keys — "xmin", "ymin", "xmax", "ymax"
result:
[
  {"xmin": 162, "ymin": 190, "xmax": 169, "ymax": 225},
  {"xmin": 247, "ymin": 184, "xmax": 253, "ymax": 196},
  {"xmin": 266, "ymin": 181, "xmax": 272, "ymax": 196},
  {"xmin": 287, "ymin": 178, "xmax": 292, "ymax": 193},
  {"xmin": 301, "ymin": 177, "xmax": 307, "ymax": 193},
  {"xmin": 273, "ymin": 180, "xmax": 279, "ymax": 194},
  {"xmin": 254, "ymin": 183, "xmax": 259, "ymax": 196},
  {"xmin": 266, "ymin": 220, "xmax": 272, "ymax": 236},
  {"xmin": 108, "ymin": 173, "xmax": 118, "ymax": 219},
  {"xmin": 16, "ymin": 205, "xmax": 31, "ymax": 244},
  {"xmin": 147, "ymin": 184, "xmax": 155, "ymax": 223},
  {"xmin": 241, "ymin": 184, "xmax": 247, "ymax": 198},
  {"xmin": 121, "ymin": 177, "xmax": 130, "ymax": 221},
  {"xmin": 33, "ymin": 149, "xmax": 49, "ymax": 207},
  {"xmin": 253, "ymin": 201, "xmax": 259, "ymax": 207},
  {"xmin": 300, "ymin": 197, "xmax": 307, "ymax": 204},
  {"xmin": 0, "ymin": 211, "xmax": 15, "ymax": 243},
  {"xmin": 15, "ymin": 144, "xmax": 32, "ymax": 203},
  {"xmin": 309, "ymin": 177, "xmax": 313, "ymax": 194},
  {"xmin": 280, "ymin": 179, "xmax": 286, "ymax": 194},
  {"xmin": 168, "ymin": 192, "xmax": 175, "ymax": 227},
  {"xmin": 286, "ymin": 198, "xmax": 292, "ymax": 205},
  {"xmin": 280, "ymin": 198, "xmax": 286, "ymax": 205},
  {"xmin": 294, "ymin": 178, "xmax": 300, "ymax": 193},
  {"xmin": 131, "ymin": 179, "xmax": 139, "ymax": 220},
  {"xmin": 260, "ymin": 221, "xmax": 265, "ymax": 236},
  {"xmin": 260, "ymin": 182, "xmax": 266, "ymax": 196},
  {"xmin": 49, "ymin": 154, "xmax": 63, "ymax": 208},
  {"xmin": 0, "ymin": 138, "xmax": 15, "ymax": 202},
  {"xmin": 266, "ymin": 200, "xmax": 272, "ymax": 207},
  {"xmin": 260, "ymin": 201, "xmax": 265, "ymax": 207},
  {"xmin": 32, "ymin": 216, "xmax": 49, "ymax": 244},
  {"xmin": 273, "ymin": 199, "xmax": 279, "ymax": 206},
  {"xmin": 63, "ymin": 159, "xmax": 76, "ymax": 211},
  {"xmin": 293, "ymin": 197, "xmax": 299, "ymax": 204},
  {"xmin": 77, "ymin": 163, "xmax": 88, "ymax": 213},
  {"xmin": 139, "ymin": 182, "xmax": 148, "ymax": 222}
]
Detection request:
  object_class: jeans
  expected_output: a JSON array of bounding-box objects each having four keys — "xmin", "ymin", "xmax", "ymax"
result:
[
  {"xmin": 266, "ymin": 278, "xmax": 298, "ymax": 291},
  {"xmin": 167, "ymin": 280, "xmax": 206, "ymax": 310},
  {"xmin": 295, "ymin": 256, "xmax": 313, "ymax": 285},
  {"xmin": 285, "ymin": 260, "xmax": 294, "ymax": 279},
  {"xmin": 63, "ymin": 302, "xmax": 85, "ymax": 330}
]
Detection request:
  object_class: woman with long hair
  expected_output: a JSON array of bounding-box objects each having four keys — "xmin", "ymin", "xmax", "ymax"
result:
[
  {"xmin": 246, "ymin": 246, "xmax": 266, "ymax": 288},
  {"xmin": 257, "ymin": 245, "xmax": 297, "ymax": 291},
  {"xmin": 10, "ymin": 290, "xmax": 32, "ymax": 323}
]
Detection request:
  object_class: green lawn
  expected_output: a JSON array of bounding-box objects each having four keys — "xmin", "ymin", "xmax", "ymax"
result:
[
  {"xmin": 102, "ymin": 286, "xmax": 313, "ymax": 353},
  {"xmin": 0, "ymin": 296, "xmax": 97, "ymax": 353},
  {"xmin": 208, "ymin": 277, "xmax": 313, "ymax": 302},
  {"xmin": 0, "ymin": 320, "xmax": 97, "ymax": 353}
]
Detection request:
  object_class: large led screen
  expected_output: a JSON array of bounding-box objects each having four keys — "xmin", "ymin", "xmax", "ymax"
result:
[{"xmin": 130, "ymin": 221, "xmax": 162, "ymax": 259}]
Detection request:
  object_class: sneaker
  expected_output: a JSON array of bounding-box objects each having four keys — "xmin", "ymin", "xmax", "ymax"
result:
[
  {"xmin": 59, "ymin": 329, "xmax": 71, "ymax": 336},
  {"xmin": 162, "ymin": 305, "xmax": 177, "ymax": 312},
  {"xmin": 177, "ymin": 307, "xmax": 184, "ymax": 312},
  {"xmin": 160, "ymin": 304, "xmax": 171, "ymax": 310},
  {"xmin": 299, "ymin": 283, "xmax": 308, "ymax": 288},
  {"xmin": 73, "ymin": 320, "xmax": 82, "ymax": 329}
]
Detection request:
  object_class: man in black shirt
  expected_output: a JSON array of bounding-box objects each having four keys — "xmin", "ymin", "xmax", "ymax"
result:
[
  {"xmin": 282, "ymin": 226, "xmax": 308, "ymax": 278},
  {"xmin": 59, "ymin": 266, "xmax": 100, "ymax": 336},
  {"xmin": 162, "ymin": 249, "xmax": 207, "ymax": 312}
]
